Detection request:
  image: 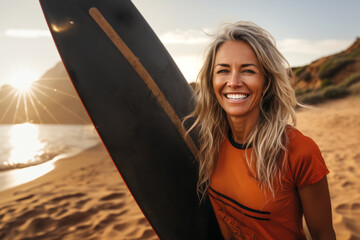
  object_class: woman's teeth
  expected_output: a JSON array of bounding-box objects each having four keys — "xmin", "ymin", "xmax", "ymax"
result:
[{"xmin": 225, "ymin": 93, "xmax": 248, "ymax": 100}]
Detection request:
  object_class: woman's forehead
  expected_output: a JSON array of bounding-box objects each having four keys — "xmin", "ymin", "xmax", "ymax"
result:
[{"xmin": 214, "ymin": 41, "xmax": 260, "ymax": 66}]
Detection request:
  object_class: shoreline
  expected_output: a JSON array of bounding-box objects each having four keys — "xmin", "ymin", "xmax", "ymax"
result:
[
  {"xmin": 0, "ymin": 123, "xmax": 99, "ymax": 191},
  {"xmin": 0, "ymin": 143, "xmax": 106, "ymax": 203},
  {"xmin": 0, "ymin": 148, "xmax": 84, "ymax": 172},
  {"xmin": 0, "ymin": 143, "xmax": 100, "ymax": 192}
]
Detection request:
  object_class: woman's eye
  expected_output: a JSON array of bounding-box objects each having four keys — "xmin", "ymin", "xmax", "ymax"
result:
[
  {"xmin": 243, "ymin": 69, "xmax": 255, "ymax": 74},
  {"xmin": 217, "ymin": 69, "xmax": 229, "ymax": 74}
]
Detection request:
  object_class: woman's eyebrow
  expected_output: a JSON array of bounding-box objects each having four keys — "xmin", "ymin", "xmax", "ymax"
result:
[
  {"xmin": 241, "ymin": 63, "xmax": 258, "ymax": 68},
  {"xmin": 215, "ymin": 63, "xmax": 230, "ymax": 68},
  {"xmin": 215, "ymin": 63, "xmax": 258, "ymax": 68}
]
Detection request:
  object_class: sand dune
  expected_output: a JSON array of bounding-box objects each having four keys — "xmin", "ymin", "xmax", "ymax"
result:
[{"xmin": 0, "ymin": 96, "xmax": 359, "ymax": 239}]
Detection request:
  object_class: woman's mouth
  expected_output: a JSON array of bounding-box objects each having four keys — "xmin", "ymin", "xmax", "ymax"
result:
[{"xmin": 225, "ymin": 93, "xmax": 249, "ymax": 100}]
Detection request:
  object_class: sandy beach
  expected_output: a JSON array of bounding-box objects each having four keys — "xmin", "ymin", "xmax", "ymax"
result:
[
  {"xmin": 0, "ymin": 144, "xmax": 157, "ymax": 240},
  {"xmin": 297, "ymin": 96, "xmax": 360, "ymax": 240},
  {"xmin": 0, "ymin": 96, "xmax": 359, "ymax": 240}
]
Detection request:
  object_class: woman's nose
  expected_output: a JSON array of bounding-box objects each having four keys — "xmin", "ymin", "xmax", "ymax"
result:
[{"xmin": 227, "ymin": 72, "xmax": 243, "ymax": 88}]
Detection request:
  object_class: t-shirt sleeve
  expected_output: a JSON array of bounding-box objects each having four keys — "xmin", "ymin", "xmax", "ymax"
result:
[{"xmin": 290, "ymin": 136, "xmax": 329, "ymax": 190}]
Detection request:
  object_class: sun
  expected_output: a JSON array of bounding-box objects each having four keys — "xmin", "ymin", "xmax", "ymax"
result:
[{"xmin": 7, "ymin": 68, "xmax": 38, "ymax": 92}]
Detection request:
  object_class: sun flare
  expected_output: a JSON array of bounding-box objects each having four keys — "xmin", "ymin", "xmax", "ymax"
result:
[{"xmin": 7, "ymin": 68, "xmax": 39, "ymax": 92}]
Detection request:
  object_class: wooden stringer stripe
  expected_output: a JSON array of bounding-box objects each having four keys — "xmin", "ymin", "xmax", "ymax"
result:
[{"xmin": 89, "ymin": 7, "xmax": 198, "ymax": 157}]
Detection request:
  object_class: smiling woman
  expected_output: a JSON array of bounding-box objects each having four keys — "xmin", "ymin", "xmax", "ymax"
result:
[{"xmin": 185, "ymin": 21, "xmax": 336, "ymax": 240}]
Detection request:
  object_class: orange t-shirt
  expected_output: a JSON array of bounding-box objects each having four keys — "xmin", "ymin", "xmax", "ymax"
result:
[{"xmin": 209, "ymin": 127, "xmax": 329, "ymax": 240}]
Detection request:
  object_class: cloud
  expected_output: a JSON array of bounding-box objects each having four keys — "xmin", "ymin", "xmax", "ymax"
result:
[
  {"xmin": 5, "ymin": 29, "xmax": 51, "ymax": 38},
  {"xmin": 278, "ymin": 38, "xmax": 353, "ymax": 55},
  {"xmin": 173, "ymin": 55, "xmax": 203, "ymax": 82},
  {"xmin": 160, "ymin": 29, "xmax": 211, "ymax": 45}
]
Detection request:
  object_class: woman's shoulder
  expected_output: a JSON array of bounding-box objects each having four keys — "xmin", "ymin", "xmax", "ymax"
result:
[
  {"xmin": 285, "ymin": 126, "xmax": 320, "ymax": 155},
  {"xmin": 283, "ymin": 126, "xmax": 329, "ymax": 189}
]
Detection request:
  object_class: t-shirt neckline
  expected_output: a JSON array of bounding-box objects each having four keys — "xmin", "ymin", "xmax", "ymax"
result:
[{"xmin": 227, "ymin": 129, "xmax": 252, "ymax": 150}]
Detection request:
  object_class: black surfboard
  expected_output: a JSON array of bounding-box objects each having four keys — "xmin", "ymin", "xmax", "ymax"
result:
[{"xmin": 39, "ymin": 0, "xmax": 221, "ymax": 239}]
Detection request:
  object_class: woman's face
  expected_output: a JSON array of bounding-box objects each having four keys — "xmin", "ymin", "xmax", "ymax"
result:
[{"xmin": 212, "ymin": 40, "xmax": 266, "ymax": 122}]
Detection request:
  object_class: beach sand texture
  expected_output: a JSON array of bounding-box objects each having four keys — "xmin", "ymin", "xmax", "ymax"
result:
[
  {"xmin": 297, "ymin": 96, "xmax": 360, "ymax": 240},
  {"xmin": 0, "ymin": 96, "xmax": 359, "ymax": 239},
  {"xmin": 0, "ymin": 144, "xmax": 157, "ymax": 240}
]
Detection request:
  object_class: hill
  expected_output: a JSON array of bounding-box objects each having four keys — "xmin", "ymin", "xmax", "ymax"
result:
[
  {"xmin": 0, "ymin": 62, "xmax": 91, "ymax": 124},
  {"xmin": 292, "ymin": 38, "xmax": 360, "ymax": 104}
]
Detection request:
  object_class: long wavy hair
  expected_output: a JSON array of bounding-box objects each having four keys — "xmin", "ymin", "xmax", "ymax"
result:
[{"xmin": 185, "ymin": 21, "xmax": 297, "ymax": 200}]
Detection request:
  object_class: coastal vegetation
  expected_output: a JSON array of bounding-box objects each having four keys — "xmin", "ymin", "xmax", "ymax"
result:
[
  {"xmin": 296, "ymin": 72, "xmax": 360, "ymax": 105},
  {"xmin": 293, "ymin": 38, "xmax": 360, "ymax": 105}
]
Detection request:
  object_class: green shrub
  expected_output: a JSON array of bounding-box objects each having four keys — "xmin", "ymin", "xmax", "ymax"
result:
[
  {"xmin": 295, "ymin": 88, "xmax": 314, "ymax": 97},
  {"xmin": 296, "ymin": 84, "xmax": 353, "ymax": 105},
  {"xmin": 298, "ymin": 71, "xmax": 312, "ymax": 82},
  {"xmin": 321, "ymin": 85, "xmax": 350, "ymax": 99},
  {"xmin": 340, "ymin": 72, "xmax": 360, "ymax": 88},
  {"xmin": 349, "ymin": 48, "xmax": 360, "ymax": 58},
  {"xmin": 295, "ymin": 88, "xmax": 305, "ymax": 96},
  {"xmin": 294, "ymin": 66, "xmax": 307, "ymax": 76},
  {"xmin": 319, "ymin": 57, "xmax": 355, "ymax": 79},
  {"xmin": 320, "ymin": 78, "xmax": 331, "ymax": 88},
  {"xmin": 297, "ymin": 91, "xmax": 325, "ymax": 105},
  {"xmin": 349, "ymin": 81, "xmax": 360, "ymax": 96}
]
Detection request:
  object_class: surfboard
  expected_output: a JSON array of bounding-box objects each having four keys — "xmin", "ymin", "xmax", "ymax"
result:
[{"xmin": 39, "ymin": 0, "xmax": 222, "ymax": 239}]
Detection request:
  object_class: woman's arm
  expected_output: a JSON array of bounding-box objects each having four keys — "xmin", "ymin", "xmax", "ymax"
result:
[{"xmin": 298, "ymin": 176, "xmax": 336, "ymax": 240}]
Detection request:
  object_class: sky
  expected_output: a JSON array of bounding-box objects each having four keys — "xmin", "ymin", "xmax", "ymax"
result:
[{"xmin": 0, "ymin": 0, "xmax": 359, "ymax": 87}]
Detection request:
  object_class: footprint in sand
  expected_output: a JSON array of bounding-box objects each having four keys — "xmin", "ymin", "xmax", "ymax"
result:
[
  {"xmin": 15, "ymin": 194, "xmax": 34, "ymax": 202},
  {"xmin": 75, "ymin": 198, "xmax": 91, "ymax": 209},
  {"xmin": 55, "ymin": 209, "xmax": 68, "ymax": 217},
  {"xmin": 336, "ymin": 203, "xmax": 350, "ymax": 213},
  {"xmin": 342, "ymin": 181, "xmax": 355, "ymax": 188},
  {"xmin": 57, "ymin": 211, "xmax": 96, "ymax": 228},
  {"xmin": 139, "ymin": 229, "xmax": 157, "ymax": 239},
  {"xmin": 348, "ymin": 166, "xmax": 355, "ymax": 172},
  {"xmin": 336, "ymin": 202, "xmax": 360, "ymax": 214},
  {"xmin": 48, "ymin": 202, "xmax": 71, "ymax": 216},
  {"xmin": 50, "ymin": 193, "xmax": 86, "ymax": 202},
  {"xmin": 137, "ymin": 218, "xmax": 148, "ymax": 225},
  {"xmin": 335, "ymin": 203, "xmax": 360, "ymax": 235},
  {"xmin": 17, "ymin": 208, "xmax": 44, "ymax": 220},
  {"xmin": 97, "ymin": 202, "xmax": 126, "ymax": 210},
  {"xmin": 6, "ymin": 208, "xmax": 15, "ymax": 214},
  {"xmin": 100, "ymin": 192, "xmax": 125, "ymax": 201},
  {"xmin": 0, "ymin": 204, "xmax": 15, "ymax": 213},
  {"xmin": 114, "ymin": 222, "xmax": 131, "ymax": 231},
  {"xmin": 0, "ymin": 207, "xmax": 46, "ymax": 238},
  {"xmin": 75, "ymin": 223, "xmax": 92, "ymax": 230},
  {"xmin": 117, "ymin": 208, "xmax": 130, "ymax": 216},
  {"xmin": 22, "ymin": 216, "xmax": 56, "ymax": 235},
  {"xmin": 94, "ymin": 213, "xmax": 119, "ymax": 231},
  {"xmin": 351, "ymin": 203, "xmax": 360, "ymax": 212}
]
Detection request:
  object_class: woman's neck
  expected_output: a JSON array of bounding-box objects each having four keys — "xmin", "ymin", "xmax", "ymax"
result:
[{"xmin": 227, "ymin": 114, "xmax": 260, "ymax": 144}]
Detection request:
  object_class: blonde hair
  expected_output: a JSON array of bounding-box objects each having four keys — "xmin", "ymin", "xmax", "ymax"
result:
[{"xmin": 185, "ymin": 21, "xmax": 297, "ymax": 200}]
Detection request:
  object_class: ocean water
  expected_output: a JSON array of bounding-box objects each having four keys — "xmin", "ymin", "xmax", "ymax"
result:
[{"xmin": 0, "ymin": 123, "xmax": 101, "ymax": 191}]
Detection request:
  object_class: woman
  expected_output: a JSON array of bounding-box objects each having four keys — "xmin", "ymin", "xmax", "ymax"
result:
[{"xmin": 186, "ymin": 22, "xmax": 336, "ymax": 239}]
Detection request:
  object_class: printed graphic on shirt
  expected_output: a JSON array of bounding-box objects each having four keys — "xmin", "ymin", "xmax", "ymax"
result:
[{"xmin": 209, "ymin": 187, "xmax": 271, "ymax": 240}]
